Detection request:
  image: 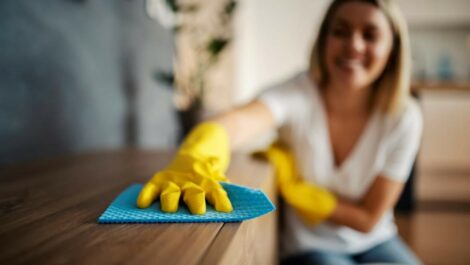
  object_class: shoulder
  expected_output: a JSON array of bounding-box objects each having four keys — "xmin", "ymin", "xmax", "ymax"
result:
[
  {"xmin": 259, "ymin": 71, "xmax": 314, "ymax": 97},
  {"xmin": 382, "ymin": 97, "xmax": 423, "ymax": 141},
  {"xmin": 256, "ymin": 71, "xmax": 317, "ymax": 126},
  {"xmin": 379, "ymin": 97, "xmax": 423, "ymax": 181},
  {"xmin": 257, "ymin": 71, "xmax": 314, "ymax": 112},
  {"xmin": 397, "ymin": 97, "xmax": 422, "ymax": 128}
]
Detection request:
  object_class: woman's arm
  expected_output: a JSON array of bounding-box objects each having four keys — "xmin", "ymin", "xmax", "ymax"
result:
[
  {"xmin": 209, "ymin": 100, "xmax": 276, "ymax": 151},
  {"xmin": 328, "ymin": 175, "xmax": 405, "ymax": 233},
  {"xmin": 329, "ymin": 102, "xmax": 422, "ymax": 233},
  {"xmin": 137, "ymin": 100, "xmax": 275, "ymax": 213}
]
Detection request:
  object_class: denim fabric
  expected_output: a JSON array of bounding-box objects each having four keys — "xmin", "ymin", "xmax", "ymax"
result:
[{"xmin": 281, "ymin": 236, "xmax": 422, "ymax": 265}]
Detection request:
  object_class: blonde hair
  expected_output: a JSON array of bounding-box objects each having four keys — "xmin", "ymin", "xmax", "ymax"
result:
[{"xmin": 309, "ymin": 0, "xmax": 411, "ymax": 115}]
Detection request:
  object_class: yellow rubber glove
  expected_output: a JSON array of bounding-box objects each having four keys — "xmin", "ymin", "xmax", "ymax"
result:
[
  {"xmin": 136, "ymin": 122, "xmax": 233, "ymax": 215},
  {"xmin": 254, "ymin": 142, "xmax": 337, "ymax": 225}
]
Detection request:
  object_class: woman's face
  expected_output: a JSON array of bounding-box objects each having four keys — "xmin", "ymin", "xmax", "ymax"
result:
[{"xmin": 325, "ymin": 1, "xmax": 394, "ymax": 91}]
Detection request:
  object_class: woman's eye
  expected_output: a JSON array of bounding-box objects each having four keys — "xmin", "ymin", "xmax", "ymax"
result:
[
  {"xmin": 363, "ymin": 31, "xmax": 378, "ymax": 42},
  {"xmin": 332, "ymin": 28, "xmax": 348, "ymax": 37}
]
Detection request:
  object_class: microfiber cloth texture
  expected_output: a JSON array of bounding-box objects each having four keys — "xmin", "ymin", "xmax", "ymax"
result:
[{"xmin": 98, "ymin": 183, "xmax": 275, "ymax": 224}]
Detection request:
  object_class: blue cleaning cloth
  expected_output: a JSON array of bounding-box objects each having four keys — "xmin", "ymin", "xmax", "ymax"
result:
[{"xmin": 98, "ymin": 183, "xmax": 275, "ymax": 224}]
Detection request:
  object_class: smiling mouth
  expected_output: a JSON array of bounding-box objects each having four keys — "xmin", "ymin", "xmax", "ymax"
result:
[{"xmin": 336, "ymin": 58, "xmax": 365, "ymax": 72}]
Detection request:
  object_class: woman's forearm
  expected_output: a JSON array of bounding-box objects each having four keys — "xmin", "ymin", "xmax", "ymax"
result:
[
  {"xmin": 327, "ymin": 176, "xmax": 405, "ymax": 233},
  {"xmin": 328, "ymin": 199, "xmax": 378, "ymax": 233},
  {"xmin": 209, "ymin": 100, "xmax": 275, "ymax": 151}
]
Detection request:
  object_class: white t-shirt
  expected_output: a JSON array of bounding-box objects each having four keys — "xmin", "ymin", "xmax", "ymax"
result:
[{"xmin": 257, "ymin": 71, "xmax": 423, "ymax": 255}]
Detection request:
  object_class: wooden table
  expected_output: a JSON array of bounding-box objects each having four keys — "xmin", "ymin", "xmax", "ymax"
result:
[{"xmin": 0, "ymin": 150, "xmax": 278, "ymax": 265}]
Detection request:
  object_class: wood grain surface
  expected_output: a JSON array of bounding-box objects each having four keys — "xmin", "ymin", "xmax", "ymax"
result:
[{"xmin": 0, "ymin": 150, "xmax": 277, "ymax": 265}]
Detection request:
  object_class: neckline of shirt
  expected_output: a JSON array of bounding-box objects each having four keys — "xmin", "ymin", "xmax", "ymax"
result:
[{"xmin": 300, "ymin": 71, "xmax": 378, "ymax": 175}]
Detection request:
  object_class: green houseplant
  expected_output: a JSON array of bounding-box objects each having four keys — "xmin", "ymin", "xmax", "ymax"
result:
[{"xmin": 150, "ymin": 0, "xmax": 237, "ymax": 141}]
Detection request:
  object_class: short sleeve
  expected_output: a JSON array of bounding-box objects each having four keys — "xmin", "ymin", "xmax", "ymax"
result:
[
  {"xmin": 256, "ymin": 75, "xmax": 306, "ymax": 128},
  {"xmin": 380, "ymin": 100, "xmax": 423, "ymax": 182}
]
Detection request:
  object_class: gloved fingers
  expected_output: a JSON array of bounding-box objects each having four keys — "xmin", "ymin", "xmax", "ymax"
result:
[
  {"xmin": 136, "ymin": 182, "xmax": 161, "ymax": 208},
  {"xmin": 182, "ymin": 182, "xmax": 206, "ymax": 215},
  {"xmin": 281, "ymin": 183, "xmax": 317, "ymax": 210},
  {"xmin": 160, "ymin": 181, "xmax": 181, "ymax": 213},
  {"xmin": 280, "ymin": 183, "xmax": 337, "ymax": 226},
  {"xmin": 205, "ymin": 170, "xmax": 229, "ymax": 183},
  {"xmin": 221, "ymin": 175, "xmax": 231, "ymax": 183},
  {"xmin": 207, "ymin": 185, "xmax": 233, "ymax": 213}
]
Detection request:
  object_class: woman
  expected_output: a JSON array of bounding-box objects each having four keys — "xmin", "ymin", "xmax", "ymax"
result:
[{"xmin": 137, "ymin": 0, "xmax": 423, "ymax": 264}]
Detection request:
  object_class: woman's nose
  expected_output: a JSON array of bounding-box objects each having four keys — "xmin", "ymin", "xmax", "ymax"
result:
[{"xmin": 345, "ymin": 32, "xmax": 366, "ymax": 56}]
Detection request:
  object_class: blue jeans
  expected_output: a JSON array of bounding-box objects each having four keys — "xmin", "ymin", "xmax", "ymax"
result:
[{"xmin": 281, "ymin": 236, "xmax": 422, "ymax": 265}]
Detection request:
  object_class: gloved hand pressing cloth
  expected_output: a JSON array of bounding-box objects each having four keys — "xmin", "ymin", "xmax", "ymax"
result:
[{"xmin": 137, "ymin": 122, "xmax": 233, "ymax": 215}]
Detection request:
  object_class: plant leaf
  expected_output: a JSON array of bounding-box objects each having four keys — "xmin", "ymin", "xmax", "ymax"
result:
[
  {"xmin": 165, "ymin": 0, "xmax": 179, "ymax": 12},
  {"xmin": 154, "ymin": 71, "xmax": 174, "ymax": 88},
  {"xmin": 225, "ymin": 1, "xmax": 237, "ymax": 16},
  {"xmin": 207, "ymin": 38, "xmax": 229, "ymax": 58}
]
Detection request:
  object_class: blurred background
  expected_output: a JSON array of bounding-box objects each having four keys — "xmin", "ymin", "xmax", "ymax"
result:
[{"xmin": 0, "ymin": 0, "xmax": 469, "ymax": 264}]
